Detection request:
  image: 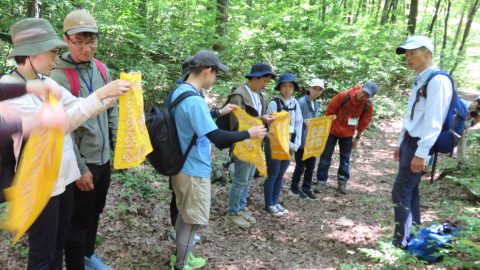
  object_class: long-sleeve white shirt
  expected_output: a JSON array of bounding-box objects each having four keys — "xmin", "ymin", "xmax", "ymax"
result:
[{"xmin": 397, "ymin": 65, "xmax": 453, "ymax": 159}]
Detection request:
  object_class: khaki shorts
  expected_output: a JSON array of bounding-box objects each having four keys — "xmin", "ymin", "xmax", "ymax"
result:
[{"xmin": 171, "ymin": 172, "xmax": 211, "ymax": 225}]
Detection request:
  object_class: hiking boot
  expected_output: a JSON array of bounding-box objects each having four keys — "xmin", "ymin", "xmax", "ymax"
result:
[
  {"xmin": 170, "ymin": 253, "xmax": 206, "ymax": 269},
  {"xmin": 224, "ymin": 213, "xmax": 251, "ymax": 228},
  {"xmin": 275, "ymin": 204, "xmax": 289, "ymax": 214},
  {"xmin": 85, "ymin": 254, "xmax": 112, "ymax": 270},
  {"xmin": 289, "ymin": 188, "xmax": 308, "ymax": 199},
  {"xmin": 313, "ymin": 182, "xmax": 326, "ymax": 193},
  {"xmin": 239, "ymin": 208, "xmax": 256, "ymax": 224},
  {"xmin": 303, "ymin": 190, "xmax": 319, "ymax": 200},
  {"xmin": 265, "ymin": 205, "xmax": 284, "ymax": 216},
  {"xmin": 338, "ymin": 182, "xmax": 347, "ymax": 194}
]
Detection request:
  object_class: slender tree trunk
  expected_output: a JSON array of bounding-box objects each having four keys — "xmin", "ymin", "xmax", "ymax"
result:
[
  {"xmin": 389, "ymin": 0, "xmax": 398, "ymax": 23},
  {"xmin": 407, "ymin": 0, "xmax": 418, "ymax": 35},
  {"xmin": 452, "ymin": 0, "xmax": 468, "ymax": 51},
  {"xmin": 374, "ymin": 0, "xmax": 382, "ymax": 23},
  {"xmin": 354, "ymin": 0, "xmax": 363, "ymax": 23},
  {"xmin": 439, "ymin": 0, "xmax": 451, "ymax": 67},
  {"xmin": 427, "ymin": 0, "xmax": 443, "ymax": 35},
  {"xmin": 28, "ymin": 0, "xmax": 40, "ymax": 17},
  {"xmin": 450, "ymin": 0, "xmax": 480, "ymax": 75},
  {"xmin": 321, "ymin": 0, "xmax": 327, "ymax": 22},
  {"xmin": 213, "ymin": 0, "xmax": 228, "ymax": 51},
  {"xmin": 380, "ymin": 0, "xmax": 390, "ymax": 25}
]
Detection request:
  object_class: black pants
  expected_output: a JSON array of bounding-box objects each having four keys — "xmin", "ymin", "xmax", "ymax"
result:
[
  {"xmin": 28, "ymin": 184, "xmax": 73, "ymax": 270},
  {"xmin": 291, "ymin": 148, "xmax": 317, "ymax": 192},
  {"xmin": 65, "ymin": 162, "xmax": 111, "ymax": 270}
]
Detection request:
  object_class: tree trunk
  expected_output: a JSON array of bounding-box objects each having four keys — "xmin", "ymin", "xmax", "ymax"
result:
[
  {"xmin": 28, "ymin": 0, "xmax": 40, "ymax": 18},
  {"xmin": 389, "ymin": 0, "xmax": 398, "ymax": 23},
  {"xmin": 380, "ymin": 0, "xmax": 390, "ymax": 25},
  {"xmin": 452, "ymin": 0, "xmax": 468, "ymax": 51},
  {"xmin": 439, "ymin": 0, "xmax": 451, "ymax": 67},
  {"xmin": 450, "ymin": 0, "xmax": 480, "ymax": 75},
  {"xmin": 427, "ymin": 0, "xmax": 443, "ymax": 35},
  {"xmin": 213, "ymin": 0, "xmax": 228, "ymax": 51},
  {"xmin": 321, "ymin": 0, "xmax": 327, "ymax": 22},
  {"xmin": 353, "ymin": 0, "xmax": 364, "ymax": 23},
  {"xmin": 407, "ymin": 0, "xmax": 418, "ymax": 35}
]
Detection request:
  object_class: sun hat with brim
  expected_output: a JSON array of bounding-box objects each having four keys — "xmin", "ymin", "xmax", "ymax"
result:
[
  {"xmin": 245, "ymin": 63, "xmax": 277, "ymax": 79},
  {"xmin": 309, "ymin": 78, "xmax": 325, "ymax": 90},
  {"xmin": 396, "ymin": 35, "xmax": 434, "ymax": 54},
  {"xmin": 274, "ymin": 73, "xmax": 299, "ymax": 91},
  {"xmin": 64, "ymin": 9, "xmax": 98, "ymax": 36},
  {"xmin": 8, "ymin": 18, "xmax": 67, "ymax": 58},
  {"xmin": 362, "ymin": 81, "xmax": 379, "ymax": 97}
]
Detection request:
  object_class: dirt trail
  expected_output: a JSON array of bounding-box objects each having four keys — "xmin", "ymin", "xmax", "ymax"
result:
[{"xmin": 0, "ymin": 119, "xmax": 403, "ymax": 270}]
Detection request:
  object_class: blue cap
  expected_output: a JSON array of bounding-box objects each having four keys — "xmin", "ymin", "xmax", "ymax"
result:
[
  {"xmin": 362, "ymin": 81, "xmax": 378, "ymax": 97},
  {"xmin": 245, "ymin": 63, "xmax": 277, "ymax": 79},
  {"xmin": 274, "ymin": 73, "xmax": 299, "ymax": 91}
]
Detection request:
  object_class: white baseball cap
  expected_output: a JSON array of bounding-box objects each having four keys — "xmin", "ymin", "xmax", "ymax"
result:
[
  {"xmin": 396, "ymin": 35, "xmax": 434, "ymax": 54},
  {"xmin": 309, "ymin": 79, "xmax": 325, "ymax": 89}
]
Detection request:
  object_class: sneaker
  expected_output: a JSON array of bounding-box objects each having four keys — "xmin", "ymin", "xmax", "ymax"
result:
[
  {"xmin": 85, "ymin": 254, "xmax": 112, "ymax": 270},
  {"xmin": 170, "ymin": 253, "xmax": 206, "ymax": 269},
  {"xmin": 289, "ymin": 188, "xmax": 308, "ymax": 199},
  {"xmin": 303, "ymin": 190, "xmax": 319, "ymax": 200},
  {"xmin": 338, "ymin": 182, "xmax": 347, "ymax": 194},
  {"xmin": 313, "ymin": 182, "xmax": 325, "ymax": 193},
  {"xmin": 224, "ymin": 213, "xmax": 251, "ymax": 228},
  {"xmin": 265, "ymin": 205, "xmax": 284, "ymax": 216},
  {"xmin": 169, "ymin": 230, "xmax": 202, "ymax": 245},
  {"xmin": 239, "ymin": 209, "xmax": 256, "ymax": 224},
  {"xmin": 275, "ymin": 204, "xmax": 289, "ymax": 214}
]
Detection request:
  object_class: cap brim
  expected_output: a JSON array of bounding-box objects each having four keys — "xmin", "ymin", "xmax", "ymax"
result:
[
  {"xmin": 396, "ymin": 44, "xmax": 423, "ymax": 54},
  {"xmin": 217, "ymin": 63, "xmax": 229, "ymax": 72},
  {"xmin": 8, "ymin": 39, "xmax": 68, "ymax": 58},
  {"xmin": 66, "ymin": 27, "xmax": 99, "ymax": 35}
]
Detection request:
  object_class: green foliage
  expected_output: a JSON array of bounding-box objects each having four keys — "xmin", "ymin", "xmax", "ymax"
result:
[{"xmin": 112, "ymin": 164, "xmax": 169, "ymax": 201}]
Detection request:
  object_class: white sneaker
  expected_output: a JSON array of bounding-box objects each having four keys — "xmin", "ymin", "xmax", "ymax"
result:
[
  {"xmin": 265, "ymin": 205, "xmax": 284, "ymax": 216},
  {"xmin": 275, "ymin": 204, "xmax": 289, "ymax": 214}
]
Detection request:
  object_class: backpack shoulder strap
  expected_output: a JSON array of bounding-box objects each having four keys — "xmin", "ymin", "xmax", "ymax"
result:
[
  {"xmin": 168, "ymin": 91, "xmax": 199, "ymax": 110},
  {"xmin": 60, "ymin": 68, "xmax": 80, "ymax": 96},
  {"xmin": 340, "ymin": 93, "xmax": 350, "ymax": 109},
  {"xmin": 93, "ymin": 58, "xmax": 108, "ymax": 84},
  {"xmin": 273, "ymin": 97, "xmax": 283, "ymax": 113}
]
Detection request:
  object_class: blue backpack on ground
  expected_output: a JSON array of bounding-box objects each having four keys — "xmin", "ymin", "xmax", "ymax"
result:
[{"xmin": 407, "ymin": 223, "xmax": 461, "ymax": 264}]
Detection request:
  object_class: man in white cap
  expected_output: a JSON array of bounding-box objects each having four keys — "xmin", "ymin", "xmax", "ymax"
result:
[
  {"xmin": 392, "ymin": 35, "xmax": 453, "ymax": 248},
  {"xmin": 50, "ymin": 9, "xmax": 115, "ymax": 270},
  {"xmin": 290, "ymin": 78, "xmax": 324, "ymax": 200}
]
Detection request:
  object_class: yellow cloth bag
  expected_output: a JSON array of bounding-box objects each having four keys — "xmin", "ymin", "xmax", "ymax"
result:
[
  {"xmin": 269, "ymin": 111, "xmax": 290, "ymax": 160},
  {"xmin": 232, "ymin": 108, "xmax": 267, "ymax": 176},
  {"xmin": 114, "ymin": 72, "xmax": 153, "ymax": 169},
  {"xmin": 3, "ymin": 97, "xmax": 64, "ymax": 244},
  {"xmin": 302, "ymin": 115, "xmax": 334, "ymax": 160}
]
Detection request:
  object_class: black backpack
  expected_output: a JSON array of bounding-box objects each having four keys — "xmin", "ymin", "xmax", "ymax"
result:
[
  {"xmin": 146, "ymin": 91, "xmax": 199, "ymax": 176},
  {"xmin": 0, "ymin": 138, "xmax": 16, "ymax": 203}
]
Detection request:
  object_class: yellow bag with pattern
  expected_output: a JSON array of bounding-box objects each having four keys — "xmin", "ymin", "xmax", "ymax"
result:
[
  {"xmin": 232, "ymin": 108, "xmax": 267, "ymax": 176},
  {"xmin": 302, "ymin": 115, "xmax": 334, "ymax": 160},
  {"xmin": 3, "ymin": 97, "xmax": 64, "ymax": 244},
  {"xmin": 114, "ymin": 72, "xmax": 153, "ymax": 169},
  {"xmin": 268, "ymin": 111, "xmax": 290, "ymax": 160}
]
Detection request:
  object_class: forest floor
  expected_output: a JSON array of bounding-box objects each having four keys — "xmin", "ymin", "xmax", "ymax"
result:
[{"xmin": 0, "ymin": 89, "xmax": 479, "ymax": 270}]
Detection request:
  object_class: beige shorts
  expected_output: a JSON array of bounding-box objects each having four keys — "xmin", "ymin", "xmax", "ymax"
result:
[{"xmin": 171, "ymin": 172, "xmax": 211, "ymax": 225}]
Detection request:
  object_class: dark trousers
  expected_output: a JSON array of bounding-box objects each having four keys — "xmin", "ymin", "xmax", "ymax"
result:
[
  {"xmin": 391, "ymin": 133, "xmax": 422, "ymax": 248},
  {"xmin": 65, "ymin": 162, "xmax": 111, "ymax": 270},
  {"xmin": 291, "ymin": 148, "xmax": 316, "ymax": 192},
  {"xmin": 316, "ymin": 134, "xmax": 353, "ymax": 183},
  {"xmin": 264, "ymin": 138, "xmax": 290, "ymax": 207},
  {"xmin": 28, "ymin": 184, "xmax": 73, "ymax": 270}
]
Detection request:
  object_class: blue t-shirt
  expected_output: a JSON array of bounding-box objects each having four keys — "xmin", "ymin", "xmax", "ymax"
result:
[{"xmin": 171, "ymin": 83, "xmax": 217, "ymax": 178}]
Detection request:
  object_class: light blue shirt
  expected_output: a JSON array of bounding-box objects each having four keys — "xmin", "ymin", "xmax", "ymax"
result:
[
  {"xmin": 171, "ymin": 83, "xmax": 217, "ymax": 178},
  {"xmin": 398, "ymin": 65, "xmax": 453, "ymax": 159}
]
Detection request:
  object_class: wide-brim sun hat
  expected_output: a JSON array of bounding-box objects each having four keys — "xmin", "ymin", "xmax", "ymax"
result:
[
  {"xmin": 245, "ymin": 62, "xmax": 277, "ymax": 79},
  {"xmin": 274, "ymin": 73, "xmax": 299, "ymax": 91},
  {"xmin": 8, "ymin": 18, "xmax": 67, "ymax": 58}
]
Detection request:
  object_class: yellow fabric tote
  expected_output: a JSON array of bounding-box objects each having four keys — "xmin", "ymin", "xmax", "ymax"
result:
[
  {"xmin": 231, "ymin": 108, "xmax": 267, "ymax": 176},
  {"xmin": 3, "ymin": 97, "xmax": 64, "ymax": 244},
  {"xmin": 268, "ymin": 111, "xmax": 290, "ymax": 160},
  {"xmin": 302, "ymin": 115, "xmax": 334, "ymax": 160},
  {"xmin": 114, "ymin": 72, "xmax": 153, "ymax": 169}
]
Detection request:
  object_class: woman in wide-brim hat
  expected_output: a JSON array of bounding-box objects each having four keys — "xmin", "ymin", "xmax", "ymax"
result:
[{"xmin": 0, "ymin": 17, "xmax": 130, "ymax": 269}]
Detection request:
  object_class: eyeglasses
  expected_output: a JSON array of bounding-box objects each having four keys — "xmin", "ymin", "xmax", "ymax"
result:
[{"xmin": 67, "ymin": 38, "xmax": 98, "ymax": 48}]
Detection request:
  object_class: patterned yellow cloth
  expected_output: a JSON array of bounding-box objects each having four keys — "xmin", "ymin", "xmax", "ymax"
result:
[
  {"xmin": 232, "ymin": 108, "xmax": 267, "ymax": 176},
  {"xmin": 3, "ymin": 97, "xmax": 64, "ymax": 244},
  {"xmin": 114, "ymin": 72, "xmax": 153, "ymax": 169},
  {"xmin": 269, "ymin": 111, "xmax": 290, "ymax": 160},
  {"xmin": 302, "ymin": 115, "xmax": 334, "ymax": 160}
]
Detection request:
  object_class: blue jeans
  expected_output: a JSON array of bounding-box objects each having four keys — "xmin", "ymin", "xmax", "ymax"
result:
[
  {"xmin": 291, "ymin": 148, "xmax": 316, "ymax": 192},
  {"xmin": 228, "ymin": 157, "xmax": 255, "ymax": 214},
  {"xmin": 392, "ymin": 132, "xmax": 422, "ymax": 248},
  {"xmin": 264, "ymin": 138, "xmax": 290, "ymax": 207},
  {"xmin": 316, "ymin": 134, "xmax": 353, "ymax": 183}
]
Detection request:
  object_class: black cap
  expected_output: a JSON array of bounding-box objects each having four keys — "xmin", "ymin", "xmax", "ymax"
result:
[{"xmin": 190, "ymin": 50, "xmax": 229, "ymax": 72}]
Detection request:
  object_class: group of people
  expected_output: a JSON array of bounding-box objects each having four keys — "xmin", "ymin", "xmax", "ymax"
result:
[{"xmin": 0, "ymin": 7, "xmax": 467, "ymax": 270}]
